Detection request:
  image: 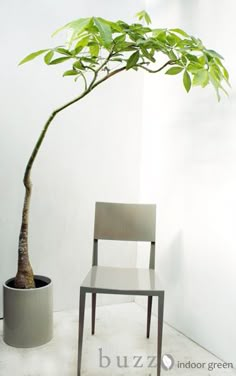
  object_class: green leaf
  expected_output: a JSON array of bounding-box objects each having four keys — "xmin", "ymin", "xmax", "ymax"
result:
[
  {"xmin": 181, "ymin": 55, "xmax": 188, "ymax": 65},
  {"xmin": 168, "ymin": 50, "xmax": 178, "ymax": 60},
  {"xmin": 141, "ymin": 47, "xmax": 155, "ymax": 62},
  {"xmin": 152, "ymin": 28, "xmax": 166, "ymax": 38},
  {"xmin": 215, "ymin": 58, "xmax": 229, "ymax": 83},
  {"xmin": 94, "ymin": 17, "xmax": 112, "ymax": 48},
  {"xmin": 73, "ymin": 60, "xmax": 84, "ymax": 70},
  {"xmin": 114, "ymin": 34, "xmax": 126, "ymax": 44},
  {"xmin": 19, "ymin": 49, "xmax": 49, "ymax": 65},
  {"xmin": 136, "ymin": 38, "xmax": 146, "ymax": 46},
  {"xmin": 97, "ymin": 19, "xmax": 123, "ymax": 33},
  {"xmin": 187, "ymin": 62, "xmax": 204, "ymax": 73},
  {"xmin": 52, "ymin": 17, "xmax": 91, "ymax": 39},
  {"xmin": 144, "ymin": 12, "xmax": 152, "ymax": 26},
  {"xmin": 44, "ymin": 50, "xmax": 54, "ymax": 64},
  {"xmin": 73, "ymin": 46, "xmax": 84, "ymax": 55},
  {"xmin": 183, "ymin": 70, "xmax": 191, "ymax": 92},
  {"xmin": 75, "ymin": 36, "xmax": 90, "ymax": 49},
  {"xmin": 186, "ymin": 54, "xmax": 199, "ymax": 63},
  {"xmin": 167, "ymin": 33, "xmax": 181, "ymax": 46},
  {"xmin": 89, "ymin": 44, "xmax": 99, "ymax": 57},
  {"xmin": 209, "ymin": 68, "xmax": 229, "ymax": 100},
  {"xmin": 222, "ymin": 66, "xmax": 229, "ymax": 81},
  {"xmin": 198, "ymin": 56, "xmax": 207, "ymax": 65},
  {"xmin": 55, "ymin": 48, "xmax": 71, "ymax": 56},
  {"xmin": 165, "ymin": 66, "xmax": 184, "ymax": 75},
  {"xmin": 126, "ymin": 51, "xmax": 139, "ymax": 70},
  {"xmin": 63, "ymin": 70, "xmax": 79, "ymax": 77},
  {"xmin": 170, "ymin": 28, "xmax": 189, "ymax": 37},
  {"xmin": 49, "ymin": 57, "xmax": 71, "ymax": 65},
  {"xmin": 128, "ymin": 31, "xmax": 142, "ymax": 42},
  {"xmin": 192, "ymin": 69, "xmax": 209, "ymax": 87},
  {"xmin": 177, "ymin": 40, "xmax": 192, "ymax": 49},
  {"xmin": 117, "ymin": 20, "xmax": 130, "ymax": 31},
  {"xmin": 121, "ymin": 42, "xmax": 138, "ymax": 52},
  {"xmin": 136, "ymin": 10, "xmax": 152, "ymax": 25},
  {"xmin": 81, "ymin": 56, "xmax": 98, "ymax": 64},
  {"xmin": 209, "ymin": 72, "xmax": 221, "ymax": 101},
  {"xmin": 206, "ymin": 49, "xmax": 224, "ymax": 60}
]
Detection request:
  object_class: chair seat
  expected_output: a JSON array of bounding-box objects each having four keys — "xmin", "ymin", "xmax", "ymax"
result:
[{"xmin": 81, "ymin": 266, "xmax": 163, "ymax": 295}]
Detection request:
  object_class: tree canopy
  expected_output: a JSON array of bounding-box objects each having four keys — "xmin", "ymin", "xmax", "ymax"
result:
[{"xmin": 20, "ymin": 11, "xmax": 229, "ymax": 100}]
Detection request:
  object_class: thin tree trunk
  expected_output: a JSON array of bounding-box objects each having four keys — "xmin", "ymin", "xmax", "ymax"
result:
[
  {"xmin": 15, "ymin": 183, "xmax": 35, "ymax": 288},
  {"xmin": 14, "ymin": 66, "xmax": 126, "ymax": 289},
  {"xmin": 14, "ymin": 89, "xmax": 92, "ymax": 288},
  {"xmin": 14, "ymin": 111, "xmax": 57, "ymax": 288}
]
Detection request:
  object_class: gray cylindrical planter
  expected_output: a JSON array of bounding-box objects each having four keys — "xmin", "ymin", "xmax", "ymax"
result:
[{"xmin": 3, "ymin": 275, "xmax": 53, "ymax": 348}]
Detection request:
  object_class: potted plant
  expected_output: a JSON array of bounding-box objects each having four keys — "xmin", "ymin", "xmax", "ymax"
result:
[{"xmin": 3, "ymin": 10, "xmax": 229, "ymax": 347}]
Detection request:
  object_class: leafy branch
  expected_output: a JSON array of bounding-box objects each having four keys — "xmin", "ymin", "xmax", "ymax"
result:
[{"xmin": 19, "ymin": 16, "xmax": 230, "ymax": 100}]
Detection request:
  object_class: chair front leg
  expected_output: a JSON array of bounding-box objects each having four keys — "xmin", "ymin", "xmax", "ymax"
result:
[
  {"xmin": 146, "ymin": 296, "xmax": 153, "ymax": 338},
  {"xmin": 91, "ymin": 293, "xmax": 96, "ymax": 335},
  {"xmin": 77, "ymin": 288, "xmax": 86, "ymax": 376},
  {"xmin": 157, "ymin": 292, "xmax": 164, "ymax": 376}
]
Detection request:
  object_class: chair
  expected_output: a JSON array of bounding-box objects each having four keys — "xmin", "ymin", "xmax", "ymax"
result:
[{"xmin": 77, "ymin": 202, "xmax": 165, "ymax": 376}]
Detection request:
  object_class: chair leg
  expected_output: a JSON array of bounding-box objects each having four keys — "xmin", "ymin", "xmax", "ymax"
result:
[
  {"xmin": 77, "ymin": 288, "xmax": 86, "ymax": 376},
  {"xmin": 146, "ymin": 296, "xmax": 153, "ymax": 338},
  {"xmin": 91, "ymin": 293, "xmax": 96, "ymax": 335},
  {"xmin": 157, "ymin": 292, "xmax": 164, "ymax": 376}
]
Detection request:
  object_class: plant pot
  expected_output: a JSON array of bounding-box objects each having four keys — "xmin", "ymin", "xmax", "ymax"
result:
[{"xmin": 3, "ymin": 275, "xmax": 53, "ymax": 348}]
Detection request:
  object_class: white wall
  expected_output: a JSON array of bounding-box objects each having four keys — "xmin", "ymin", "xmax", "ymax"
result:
[
  {"xmin": 0, "ymin": 0, "xmax": 144, "ymax": 316},
  {"xmin": 137, "ymin": 0, "xmax": 236, "ymax": 365}
]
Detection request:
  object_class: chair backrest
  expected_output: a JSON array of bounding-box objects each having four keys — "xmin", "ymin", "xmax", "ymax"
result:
[{"xmin": 92, "ymin": 202, "xmax": 156, "ymax": 269}]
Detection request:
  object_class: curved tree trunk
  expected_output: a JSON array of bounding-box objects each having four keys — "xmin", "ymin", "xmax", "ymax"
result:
[
  {"xmin": 14, "ymin": 66, "xmax": 126, "ymax": 289},
  {"xmin": 14, "ymin": 89, "xmax": 91, "ymax": 289},
  {"xmin": 14, "ymin": 111, "xmax": 57, "ymax": 288}
]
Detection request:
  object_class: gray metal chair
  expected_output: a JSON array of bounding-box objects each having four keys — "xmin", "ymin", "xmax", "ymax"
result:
[{"xmin": 77, "ymin": 202, "xmax": 165, "ymax": 376}]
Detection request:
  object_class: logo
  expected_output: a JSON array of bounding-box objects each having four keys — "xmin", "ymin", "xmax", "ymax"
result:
[{"xmin": 162, "ymin": 354, "xmax": 175, "ymax": 371}]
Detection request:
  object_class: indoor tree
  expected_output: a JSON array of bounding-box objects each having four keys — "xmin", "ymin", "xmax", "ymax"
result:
[{"xmin": 15, "ymin": 11, "xmax": 229, "ymax": 288}]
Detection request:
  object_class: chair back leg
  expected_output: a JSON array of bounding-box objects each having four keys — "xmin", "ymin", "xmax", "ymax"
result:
[{"xmin": 146, "ymin": 296, "xmax": 153, "ymax": 338}]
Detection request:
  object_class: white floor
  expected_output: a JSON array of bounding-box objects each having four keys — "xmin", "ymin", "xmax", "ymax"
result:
[{"xmin": 0, "ymin": 302, "xmax": 235, "ymax": 376}]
